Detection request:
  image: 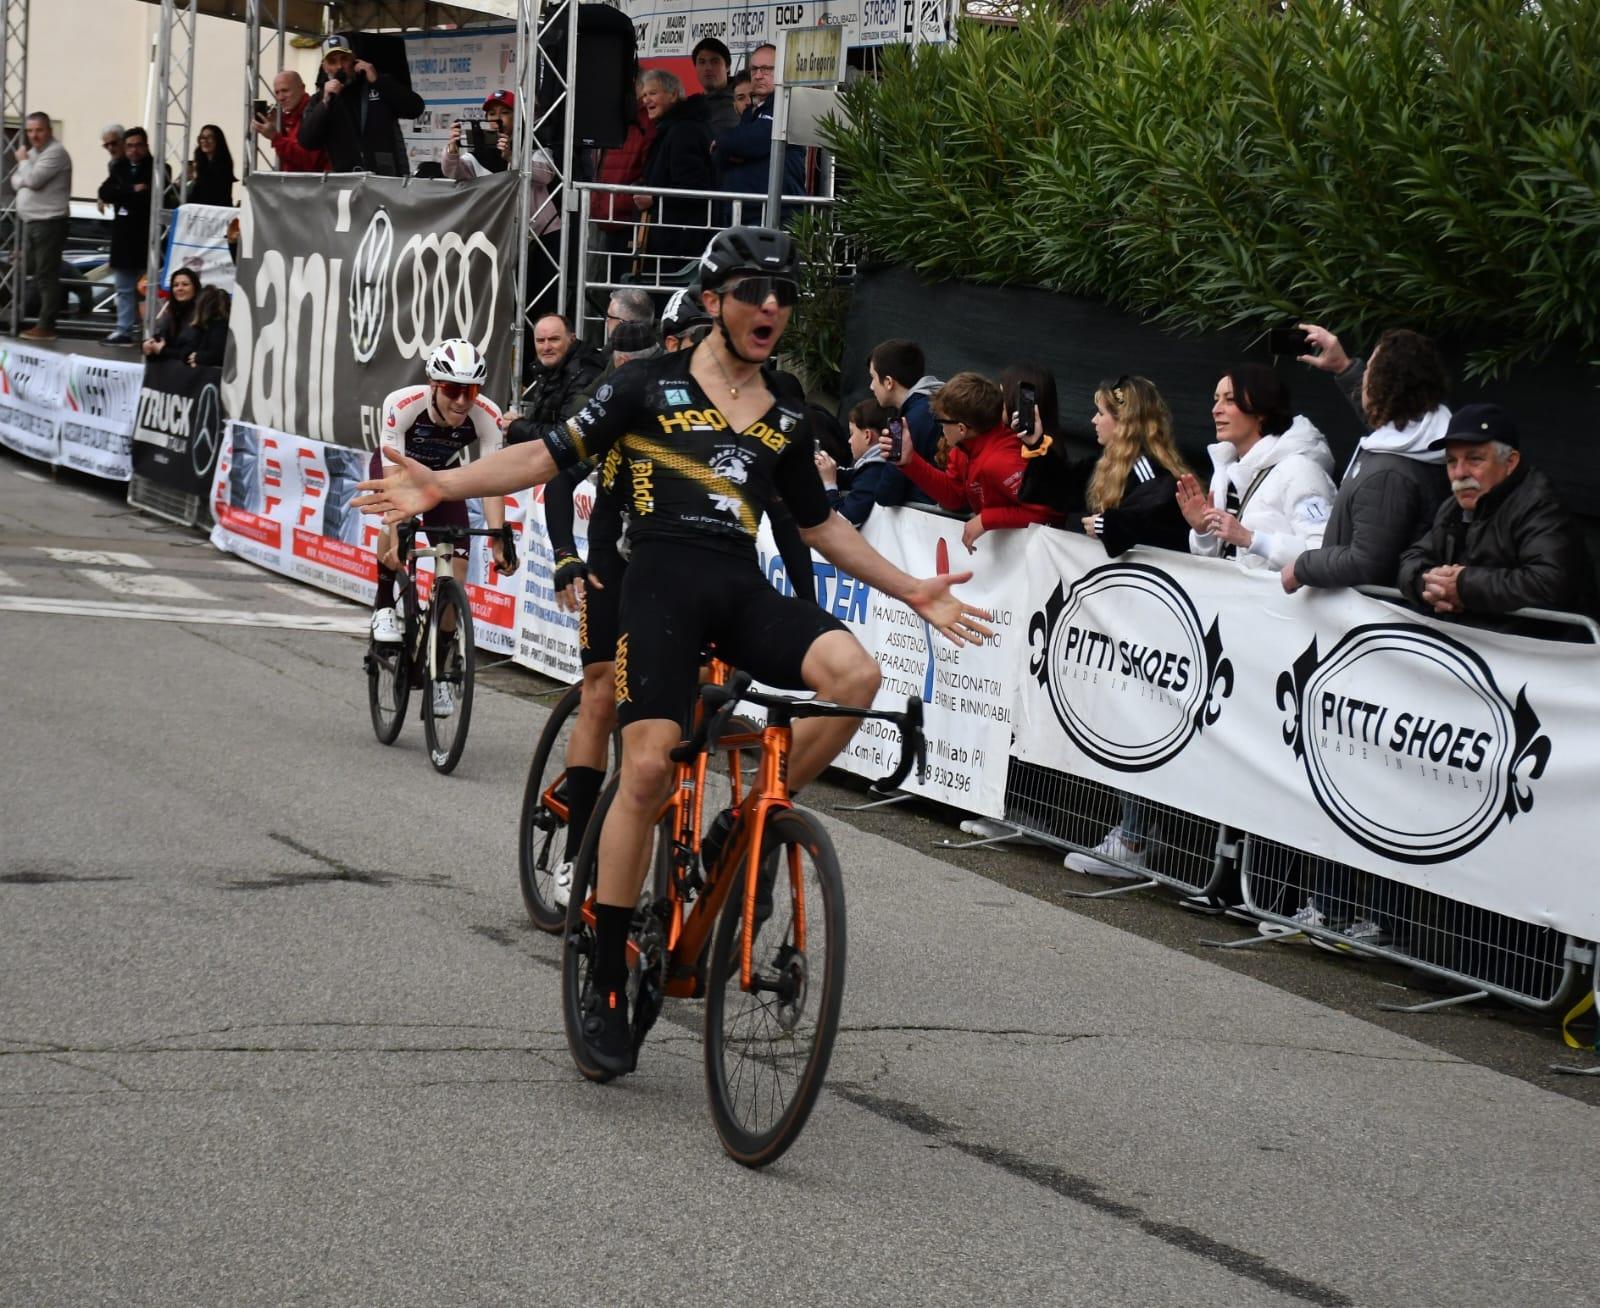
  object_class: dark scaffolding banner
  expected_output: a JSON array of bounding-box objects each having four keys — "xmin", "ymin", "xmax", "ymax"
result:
[
  {"xmin": 131, "ymin": 358, "xmax": 225, "ymax": 526},
  {"xmin": 221, "ymin": 170, "xmax": 520, "ymax": 451}
]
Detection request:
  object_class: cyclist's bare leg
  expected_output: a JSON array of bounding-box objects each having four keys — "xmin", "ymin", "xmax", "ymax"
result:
[
  {"xmin": 595, "ymin": 717, "xmax": 679, "ymax": 907},
  {"xmin": 565, "ymin": 661, "xmax": 616, "ymax": 772},
  {"xmin": 788, "ymin": 630, "xmax": 882, "ymax": 791}
]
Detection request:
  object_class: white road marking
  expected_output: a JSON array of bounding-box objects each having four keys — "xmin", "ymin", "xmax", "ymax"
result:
[
  {"xmin": 82, "ymin": 570, "xmax": 219, "ymax": 602},
  {"xmin": 38, "ymin": 547, "xmax": 152, "ymax": 569},
  {"xmin": 11, "ymin": 466, "xmax": 50, "ymax": 483},
  {"xmin": 0, "ymin": 568, "xmax": 17, "ymax": 588},
  {"xmin": 266, "ymin": 582, "xmax": 352, "ymax": 610},
  {"xmin": 0, "ymin": 595, "xmax": 369, "ymax": 634}
]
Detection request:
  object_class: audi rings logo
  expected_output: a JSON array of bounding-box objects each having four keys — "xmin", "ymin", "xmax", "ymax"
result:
[
  {"xmin": 1029, "ymin": 564, "xmax": 1232, "ymax": 772},
  {"xmin": 190, "ymin": 381, "xmax": 221, "ymax": 480},
  {"xmin": 1277, "ymin": 624, "xmax": 1551, "ymax": 863},
  {"xmin": 390, "ymin": 231, "xmax": 501, "ymax": 361},
  {"xmin": 349, "ymin": 209, "xmax": 394, "ymax": 364}
]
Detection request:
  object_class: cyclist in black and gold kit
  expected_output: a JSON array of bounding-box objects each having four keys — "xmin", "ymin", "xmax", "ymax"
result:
[{"xmin": 357, "ymin": 228, "xmax": 991, "ymax": 1077}]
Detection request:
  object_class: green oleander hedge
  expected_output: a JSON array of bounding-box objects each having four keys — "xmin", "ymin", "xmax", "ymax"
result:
[{"xmin": 820, "ymin": 0, "xmax": 1600, "ymax": 378}]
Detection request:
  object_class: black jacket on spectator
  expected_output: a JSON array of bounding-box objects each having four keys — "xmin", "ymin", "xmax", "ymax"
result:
[
  {"xmin": 1294, "ymin": 449, "xmax": 1448, "ymax": 588},
  {"xmin": 188, "ymin": 155, "xmax": 235, "ymax": 207},
  {"xmin": 149, "ymin": 293, "xmax": 228, "ymax": 366},
  {"xmin": 299, "ymin": 74, "xmax": 425, "ymax": 175},
  {"xmin": 98, "ymin": 157, "xmax": 174, "ymax": 271},
  {"xmin": 1021, "ymin": 452, "xmax": 1188, "ymax": 556},
  {"xmin": 514, "ymin": 343, "xmax": 605, "ymax": 432},
  {"xmin": 640, "ymin": 95, "xmax": 718, "ymax": 259},
  {"xmin": 1397, "ymin": 464, "xmax": 1600, "ymax": 620}
]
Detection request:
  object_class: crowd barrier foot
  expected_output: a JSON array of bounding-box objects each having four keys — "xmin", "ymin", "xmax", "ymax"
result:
[
  {"xmin": 1202, "ymin": 928, "xmax": 1300, "ymax": 950},
  {"xmin": 834, "ymin": 789, "xmax": 912, "ymax": 814},
  {"xmin": 1550, "ymin": 1062, "xmax": 1600, "ymax": 1077},
  {"xmin": 1377, "ymin": 989, "xmax": 1489, "ymax": 1015},
  {"xmin": 1060, "ymin": 876, "xmax": 1159, "ymax": 900},
  {"xmin": 1176, "ymin": 897, "xmax": 1250, "ymax": 921}
]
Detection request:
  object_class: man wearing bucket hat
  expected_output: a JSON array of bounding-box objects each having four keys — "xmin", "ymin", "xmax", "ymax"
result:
[
  {"xmin": 298, "ymin": 34, "xmax": 425, "ymax": 175},
  {"xmin": 1397, "ymin": 402, "xmax": 1599, "ymax": 621}
]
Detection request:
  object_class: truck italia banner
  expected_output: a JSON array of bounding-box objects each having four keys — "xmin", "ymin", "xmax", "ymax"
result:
[
  {"xmin": 58, "ymin": 356, "xmax": 144, "ymax": 481},
  {"xmin": 0, "ymin": 342, "xmax": 67, "ymax": 464},
  {"xmin": 1014, "ymin": 530, "xmax": 1600, "ymax": 939},
  {"xmin": 132, "ymin": 359, "xmax": 225, "ymax": 517},
  {"xmin": 222, "ymin": 171, "xmax": 520, "ymax": 452}
]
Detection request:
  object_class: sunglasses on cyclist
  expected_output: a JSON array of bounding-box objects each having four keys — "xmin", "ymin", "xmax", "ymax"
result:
[
  {"xmin": 434, "ymin": 381, "xmax": 480, "ymax": 402},
  {"xmin": 722, "ymin": 276, "xmax": 799, "ymax": 309}
]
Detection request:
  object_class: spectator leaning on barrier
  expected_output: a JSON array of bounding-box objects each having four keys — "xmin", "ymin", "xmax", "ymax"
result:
[
  {"xmin": 186, "ymin": 124, "xmax": 236, "ymax": 207},
  {"xmin": 715, "ymin": 44, "xmax": 806, "ymax": 211},
  {"xmin": 252, "ymin": 70, "xmax": 329, "ymax": 173},
  {"xmin": 1176, "ymin": 364, "xmax": 1335, "ymax": 571},
  {"xmin": 868, "ymin": 338, "xmax": 941, "ymax": 506},
  {"xmin": 12, "ymin": 112, "xmax": 71, "ymax": 342},
  {"xmin": 693, "ymin": 37, "xmax": 740, "ymax": 135},
  {"xmin": 299, "ymin": 36, "xmax": 424, "ymax": 176},
  {"xmin": 816, "ymin": 398, "xmax": 897, "ymax": 527},
  {"xmin": 881, "ymin": 371, "xmax": 1063, "ymax": 551},
  {"xmin": 1283, "ymin": 326, "xmax": 1451, "ymax": 594},
  {"xmin": 634, "ymin": 70, "xmax": 719, "ymax": 263},
  {"xmin": 516, "ymin": 314, "xmax": 604, "ymax": 431},
  {"xmin": 1397, "ymin": 404, "xmax": 1600, "ymax": 624},
  {"xmin": 99, "ymin": 127, "xmax": 170, "ymax": 347},
  {"xmin": 141, "ymin": 268, "xmax": 228, "ymax": 368}
]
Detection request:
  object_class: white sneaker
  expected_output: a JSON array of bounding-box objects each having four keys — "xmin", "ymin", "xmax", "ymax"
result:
[
  {"xmin": 552, "ymin": 859, "xmax": 573, "ymax": 909},
  {"xmin": 370, "ymin": 607, "xmax": 403, "ymax": 643},
  {"xmin": 1064, "ymin": 827, "xmax": 1150, "ymax": 880},
  {"xmin": 430, "ymin": 682, "xmax": 454, "ymax": 719}
]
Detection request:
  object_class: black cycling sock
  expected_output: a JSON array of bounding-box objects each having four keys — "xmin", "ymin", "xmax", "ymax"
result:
[
  {"xmin": 374, "ymin": 564, "xmax": 397, "ymax": 610},
  {"xmin": 592, "ymin": 902, "xmax": 634, "ymax": 997},
  {"xmin": 563, "ymin": 766, "xmax": 605, "ymax": 861}
]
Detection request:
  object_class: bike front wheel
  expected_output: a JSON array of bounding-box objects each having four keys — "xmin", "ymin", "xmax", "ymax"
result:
[
  {"xmin": 518, "ymin": 683, "xmax": 584, "ymax": 932},
  {"xmin": 703, "ymin": 806, "xmax": 845, "ymax": 1168},
  {"xmin": 423, "ymin": 575, "xmax": 475, "ymax": 775}
]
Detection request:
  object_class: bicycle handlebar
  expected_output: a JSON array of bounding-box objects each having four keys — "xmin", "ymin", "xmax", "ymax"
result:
[
  {"xmin": 668, "ymin": 671, "xmax": 928, "ymax": 793},
  {"xmin": 396, "ymin": 521, "xmax": 519, "ymax": 574}
]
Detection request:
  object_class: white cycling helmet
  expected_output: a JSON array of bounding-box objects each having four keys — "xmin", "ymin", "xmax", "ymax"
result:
[{"xmin": 425, "ymin": 338, "xmax": 488, "ymax": 386}]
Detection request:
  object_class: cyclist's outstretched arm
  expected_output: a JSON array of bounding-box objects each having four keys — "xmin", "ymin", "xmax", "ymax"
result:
[
  {"xmin": 800, "ymin": 512, "xmax": 993, "ymax": 647},
  {"xmin": 355, "ymin": 441, "xmax": 559, "ymax": 523}
]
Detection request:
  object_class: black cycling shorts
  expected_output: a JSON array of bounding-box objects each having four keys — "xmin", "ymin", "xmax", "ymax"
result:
[
  {"xmin": 369, "ymin": 449, "xmax": 470, "ymax": 559},
  {"xmin": 578, "ymin": 538, "xmax": 625, "ymax": 668},
  {"xmin": 613, "ymin": 542, "xmax": 849, "ymax": 728}
]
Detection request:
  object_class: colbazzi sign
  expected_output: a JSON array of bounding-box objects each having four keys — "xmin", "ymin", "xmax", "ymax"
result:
[
  {"xmin": 1277, "ymin": 625, "xmax": 1550, "ymax": 863},
  {"xmin": 222, "ymin": 171, "xmax": 519, "ymax": 451}
]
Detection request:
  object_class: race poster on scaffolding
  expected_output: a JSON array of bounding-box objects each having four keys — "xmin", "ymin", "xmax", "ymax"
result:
[
  {"xmin": 399, "ymin": 26, "xmax": 518, "ymax": 176},
  {"xmin": 756, "ymin": 507, "xmax": 1028, "ymax": 818},
  {"xmin": 1011, "ymin": 529, "xmax": 1600, "ymax": 939},
  {"xmin": 0, "ymin": 342, "xmax": 66, "ymax": 465},
  {"xmin": 57, "ymin": 355, "xmax": 144, "ymax": 481}
]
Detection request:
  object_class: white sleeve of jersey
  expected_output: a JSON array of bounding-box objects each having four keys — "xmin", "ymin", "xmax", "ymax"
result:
[
  {"xmin": 468, "ymin": 394, "xmax": 504, "ymax": 459},
  {"xmin": 380, "ymin": 384, "xmax": 432, "ymax": 460}
]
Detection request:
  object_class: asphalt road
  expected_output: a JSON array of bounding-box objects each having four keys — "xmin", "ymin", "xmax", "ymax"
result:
[{"xmin": 3, "ymin": 448, "xmax": 1597, "ymax": 1307}]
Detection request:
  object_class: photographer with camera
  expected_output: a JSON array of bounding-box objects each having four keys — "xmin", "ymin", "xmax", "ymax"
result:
[
  {"xmin": 251, "ymin": 71, "xmax": 328, "ymax": 174},
  {"xmin": 298, "ymin": 36, "xmax": 424, "ymax": 176}
]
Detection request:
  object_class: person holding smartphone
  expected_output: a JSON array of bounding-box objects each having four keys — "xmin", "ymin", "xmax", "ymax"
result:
[
  {"xmin": 252, "ymin": 70, "xmax": 329, "ymax": 174},
  {"xmin": 298, "ymin": 35, "xmax": 425, "ymax": 176},
  {"xmin": 815, "ymin": 398, "xmax": 898, "ymax": 527}
]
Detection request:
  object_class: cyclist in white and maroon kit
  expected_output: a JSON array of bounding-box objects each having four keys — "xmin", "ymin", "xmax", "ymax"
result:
[{"xmin": 370, "ymin": 339, "xmax": 509, "ymax": 716}]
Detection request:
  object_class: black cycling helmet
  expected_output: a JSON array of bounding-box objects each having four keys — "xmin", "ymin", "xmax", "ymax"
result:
[
  {"xmin": 661, "ymin": 283, "xmax": 712, "ymax": 337},
  {"xmin": 697, "ymin": 226, "xmax": 800, "ymax": 291}
]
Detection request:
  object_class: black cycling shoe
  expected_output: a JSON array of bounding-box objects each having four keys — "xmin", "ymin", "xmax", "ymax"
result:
[
  {"xmin": 581, "ymin": 985, "xmax": 635, "ymax": 1077},
  {"xmin": 701, "ymin": 805, "xmax": 737, "ymax": 877}
]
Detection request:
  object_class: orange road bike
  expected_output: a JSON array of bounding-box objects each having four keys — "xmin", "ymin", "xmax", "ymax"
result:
[{"xmin": 560, "ymin": 670, "xmax": 925, "ymax": 1167}]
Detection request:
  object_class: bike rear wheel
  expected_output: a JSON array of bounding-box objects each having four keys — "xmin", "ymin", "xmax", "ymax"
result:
[
  {"xmin": 703, "ymin": 806, "xmax": 845, "ymax": 1168},
  {"xmin": 518, "ymin": 683, "xmax": 584, "ymax": 932},
  {"xmin": 423, "ymin": 576, "xmax": 475, "ymax": 775}
]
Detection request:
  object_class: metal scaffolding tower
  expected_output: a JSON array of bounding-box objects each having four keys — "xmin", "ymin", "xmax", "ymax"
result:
[
  {"xmin": 243, "ymin": 0, "xmax": 289, "ymax": 179},
  {"xmin": 145, "ymin": 0, "xmax": 197, "ymax": 333},
  {"xmin": 1, "ymin": 0, "xmax": 28, "ymax": 337}
]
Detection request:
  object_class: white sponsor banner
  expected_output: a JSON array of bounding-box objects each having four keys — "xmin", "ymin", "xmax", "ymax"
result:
[
  {"xmin": 511, "ymin": 481, "xmax": 596, "ymax": 681},
  {"xmin": 0, "ymin": 343, "xmax": 67, "ymax": 464},
  {"xmin": 1014, "ymin": 530, "xmax": 1600, "ymax": 939},
  {"xmin": 622, "ymin": 0, "xmax": 942, "ymax": 58},
  {"xmin": 755, "ymin": 508, "xmax": 1026, "ymax": 817},
  {"xmin": 163, "ymin": 204, "xmax": 240, "ymax": 296},
  {"xmin": 400, "ymin": 27, "xmax": 518, "ymax": 176},
  {"xmin": 57, "ymin": 356, "xmax": 143, "ymax": 480}
]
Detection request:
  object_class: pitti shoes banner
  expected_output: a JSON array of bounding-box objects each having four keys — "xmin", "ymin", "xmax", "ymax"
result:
[
  {"xmin": 0, "ymin": 342, "xmax": 67, "ymax": 464},
  {"xmin": 1015, "ymin": 530, "xmax": 1600, "ymax": 939},
  {"xmin": 756, "ymin": 509, "xmax": 1027, "ymax": 817},
  {"xmin": 222, "ymin": 171, "xmax": 520, "ymax": 451},
  {"xmin": 59, "ymin": 356, "xmax": 144, "ymax": 481}
]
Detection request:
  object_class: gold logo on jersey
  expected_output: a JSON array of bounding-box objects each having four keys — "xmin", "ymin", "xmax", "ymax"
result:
[
  {"xmin": 746, "ymin": 420, "xmax": 787, "ymax": 453},
  {"xmin": 577, "ymin": 589, "xmax": 590, "ymax": 650},
  {"xmin": 613, "ymin": 633, "xmax": 631, "ymax": 705},
  {"xmin": 631, "ymin": 458, "xmax": 654, "ymax": 514},
  {"xmin": 658, "ymin": 408, "xmax": 730, "ymax": 435}
]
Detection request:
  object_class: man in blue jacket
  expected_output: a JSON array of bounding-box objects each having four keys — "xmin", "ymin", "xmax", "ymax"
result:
[{"xmin": 714, "ymin": 43, "xmax": 806, "ymax": 212}]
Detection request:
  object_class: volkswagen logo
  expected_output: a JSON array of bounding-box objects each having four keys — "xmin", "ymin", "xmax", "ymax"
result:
[
  {"xmin": 191, "ymin": 381, "xmax": 221, "ymax": 480},
  {"xmin": 349, "ymin": 208, "xmax": 394, "ymax": 364}
]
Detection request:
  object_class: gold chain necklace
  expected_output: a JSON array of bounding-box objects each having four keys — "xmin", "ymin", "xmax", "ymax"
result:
[{"xmin": 707, "ymin": 347, "xmax": 758, "ymax": 400}]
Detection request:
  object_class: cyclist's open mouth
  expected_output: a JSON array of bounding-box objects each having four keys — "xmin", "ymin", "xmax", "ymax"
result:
[{"xmin": 750, "ymin": 325, "xmax": 776, "ymax": 349}]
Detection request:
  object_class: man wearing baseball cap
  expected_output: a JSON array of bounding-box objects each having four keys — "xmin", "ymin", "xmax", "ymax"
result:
[
  {"xmin": 1397, "ymin": 402, "xmax": 1598, "ymax": 623},
  {"xmin": 692, "ymin": 37, "xmax": 740, "ymax": 134},
  {"xmin": 298, "ymin": 34, "xmax": 425, "ymax": 175}
]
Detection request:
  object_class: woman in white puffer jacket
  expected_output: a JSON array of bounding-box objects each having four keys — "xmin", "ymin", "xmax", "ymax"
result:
[{"xmin": 1176, "ymin": 363, "xmax": 1337, "ymax": 570}]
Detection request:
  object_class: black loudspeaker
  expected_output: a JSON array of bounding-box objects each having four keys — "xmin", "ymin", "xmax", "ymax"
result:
[
  {"xmin": 316, "ymin": 32, "xmax": 416, "ymax": 95},
  {"xmin": 537, "ymin": 4, "xmax": 638, "ymax": 150}
]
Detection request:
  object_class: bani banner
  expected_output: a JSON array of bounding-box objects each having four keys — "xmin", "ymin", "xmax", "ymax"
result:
[
  {"xmin": 162, "ymin": 203, "xmax": 240, "ymax": 296},
  {"xmin": 131, "ymin": 358, "xmax": 225, "ymax": 521},
  {"xmin": 756, "ymin": 509, "xmax": 1029, "ymax": 818},
  {"xmin": 58, "ymin": 355, "xmax": 145, "ymax": 481},
  {"xmin": 222, "ymin": 171, "xmax": 521, "ymax": 450},
  {"xmin": 0, "ymin": 342, "xmax": 67, "ymax": 464},
  {"xmin": 1013, "ymin": 530, "xmax": 1600, "ymax": 939}
]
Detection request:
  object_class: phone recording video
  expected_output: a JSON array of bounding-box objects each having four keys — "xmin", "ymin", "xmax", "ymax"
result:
[
  {"xmin": 1015, "ymin": 382, "xmax": 1038, "ymax": 437},
  {"xmin": 1266, "ymin": 326, "xmax": 1312, "ymax": 357},
  {"xmin": 885, "ymin": 416, "xmax": 906, "ymax": 463}
]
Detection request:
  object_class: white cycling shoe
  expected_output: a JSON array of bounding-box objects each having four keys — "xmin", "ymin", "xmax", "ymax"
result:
[
  {"xmin": 370, "ymin": 607, "xmax": 403, "ymax": 644},
  {"xmin": 430, "ymin": 683, "xmax": 454, "ymax": 719},
  {"xmin": 552, "ymin": 859, "xmax": 573, "ymax": 909}
]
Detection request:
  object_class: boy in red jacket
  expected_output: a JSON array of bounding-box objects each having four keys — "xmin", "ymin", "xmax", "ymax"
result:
[{"xmin": 880, "ymin": 371, "xmax": 1062, "ymax": 551}]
